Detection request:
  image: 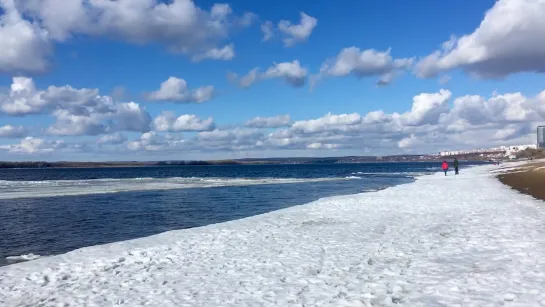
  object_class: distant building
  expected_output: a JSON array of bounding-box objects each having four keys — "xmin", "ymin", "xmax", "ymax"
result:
[
  {"xmin": 440, "ymin": 144, "xmax": 537, "ymax": 157},
  {"xmin": 538, "ymin": 126, "xmax": 545, "ymax": 149},
  {"xmin": 504, "ymin": 144, "xmax": 537, "ymax": 157}
]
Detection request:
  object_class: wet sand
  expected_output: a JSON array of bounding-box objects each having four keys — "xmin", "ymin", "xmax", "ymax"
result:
[{"xmin": 497, "ymin": 162, "xmax": 545, "ymax": 201}]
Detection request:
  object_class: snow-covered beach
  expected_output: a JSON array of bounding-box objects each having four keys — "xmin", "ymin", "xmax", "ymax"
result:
[{"xmin": 2, "ymin": 164, "xmax": 545, "ymax": 306}]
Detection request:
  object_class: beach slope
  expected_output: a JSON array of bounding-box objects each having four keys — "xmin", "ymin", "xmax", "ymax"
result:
[
  {"xmin": 1, "ymin": 165, "xmax": 545, "ymax": 306},
  {"xmin": 497, "ymin": 161, "xmax": 545, "ymax": 201}
]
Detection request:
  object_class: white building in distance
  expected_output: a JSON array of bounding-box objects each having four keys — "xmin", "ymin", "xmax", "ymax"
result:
[{"xmin": 439, "ymin": 144, "xmax": 537, "ymax": 157}]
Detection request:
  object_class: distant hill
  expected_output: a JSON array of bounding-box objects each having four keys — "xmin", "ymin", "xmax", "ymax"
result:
[{"xmin": 0, "ymin": 153, "xmax": 495, "ymax": 169}]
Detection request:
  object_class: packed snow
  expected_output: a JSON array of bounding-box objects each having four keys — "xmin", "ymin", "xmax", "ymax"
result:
[{"xmin": 2, "ymin": 164, "xmax": 545, "ymax": 306}]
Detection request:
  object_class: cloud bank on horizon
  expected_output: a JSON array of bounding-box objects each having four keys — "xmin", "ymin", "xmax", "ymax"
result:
[{"xmin": 0, "ymin": 0, "xmax": 544, "ymax": 161}]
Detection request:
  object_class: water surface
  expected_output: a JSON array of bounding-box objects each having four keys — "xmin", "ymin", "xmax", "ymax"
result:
[{"xmin": 0, "ymin": 162, "xmax": 478, "ymax": 266}]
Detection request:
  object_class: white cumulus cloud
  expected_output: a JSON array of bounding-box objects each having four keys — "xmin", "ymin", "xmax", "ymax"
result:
[
  {"xmin": 263, "ymin": 61, "xmax": 308, "ymax": 87},
  {"xmin": 115, "ymin": 102, "xmax": 152, "ymax": 133},
  {"xmin": 395, "ymin": 89, "xmax": 452, "ymax": 126},
  {"xmin": 147, "ymin": 77, "xmax": 214, "ymax": 103},
  {"xmin": 97, "ymin": 133, "xmax": 127, "ymax": 145},
  {"xmin": 253, "ymin": 88, "xmax": 545, "ymax": 154},
  {"xmin": 261, "ymin": 21, "xmax": 274, "ymax": 42},
  {"xmin": 153, "ymin": 112, "xmax": 215, "ymax": 132},
  {"xmin": 192, "ymin": 44, "xmax": 235, "ymax": 62},
  {"xmin": 4, "ymin": 81, "xmax": 545, "ymax": 158},
  {"xmin": 46, "ymin": 108, "xmax": 109, "ymax": 136},
  {"xmin": 278, "ymin": 12, "xmax": 317, "ymax": 47},
  {"xmin": 306, "ymin": 142, "xmax": 340, "ymax": 150},
  {"xmin": 398, "ymin": 134, "xmax": 421, "ymax": 149},
  {"xmin": 230, "ymin": 61, "xmax": 308, "ymax": 88},
  {"xmin": 0, "ymin": 77, "xmax": 151, "ymax": 136},
  {"xmin": 415, "ymin": 0, "xmax": 545, "ymax": 78},
  {"xmin": 246, "ymin": 115, "xmax": 291, "ymax": 128},
  {"xmin": 0, "ymin": 0, "xmax": 251, "ymax": 72},
  {"xmin": 0, "ymin": 0, "xmax": 52, "ymax": 73},
  {"xmin": 315, "ymin": 48, "xmax": 414, "ymax": 87},
  {"xmin": 127, "ymin": 132, "xmax": 183, "ymax": 152},
  {"xmin": 291, "ymin": 113, "xmax": 363, "ymax": 134},
  {"xmin": 0, "ymin": 137, "xmax": 65, "ymax": 154},
  {"xmin": 0, "ymin": 125, "xmax": 27, "ymax": 138}
]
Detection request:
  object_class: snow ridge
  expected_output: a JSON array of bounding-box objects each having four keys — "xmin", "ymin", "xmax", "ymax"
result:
[
  {"xmin": 2, "ymin": 164, "xmax": 545, "ymax": 306},
  {"xmin": 5, "ymin": 254, "xmax": 42, "ymax": 264}
]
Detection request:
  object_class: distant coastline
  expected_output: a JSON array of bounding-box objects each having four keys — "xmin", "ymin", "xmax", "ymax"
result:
[{"xmin": 0, "ymin": 153, "xmax": 495, "ymax": 169}]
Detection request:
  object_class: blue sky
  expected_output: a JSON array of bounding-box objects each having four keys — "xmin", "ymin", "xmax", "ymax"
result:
[{"xmin": 0, "ymin": 0, "xmax": 544, "ymax": 161}]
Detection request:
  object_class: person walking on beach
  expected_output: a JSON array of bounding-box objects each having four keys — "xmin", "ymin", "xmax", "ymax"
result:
[
  {"xmin": 453, "ymin": 158, "xmax": 459, "ymax": 175},
  {"xmin": 442, "ymin": 160, "xmax": 449, "ymax": 176}
]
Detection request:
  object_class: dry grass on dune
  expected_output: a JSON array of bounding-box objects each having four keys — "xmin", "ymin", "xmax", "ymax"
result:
[{"xmin": 515, "ymin": 148, "xmax": 545, "ymax": 160}]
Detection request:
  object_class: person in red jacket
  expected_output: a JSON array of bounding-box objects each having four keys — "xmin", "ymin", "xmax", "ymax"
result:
[{"xmin": 442, "ymin": 161, "xmax": 449, "ymax": 176}]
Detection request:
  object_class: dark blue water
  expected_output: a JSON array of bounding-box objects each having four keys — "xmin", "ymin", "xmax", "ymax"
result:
[{"xmin": 0, "ymin": 162, "xmax": 481, "ymax": 266}]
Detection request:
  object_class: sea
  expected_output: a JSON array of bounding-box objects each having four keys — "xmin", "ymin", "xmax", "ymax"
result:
[{"xmin": 0, "ymin": 161, "xmax": 483, "ymax": 266}]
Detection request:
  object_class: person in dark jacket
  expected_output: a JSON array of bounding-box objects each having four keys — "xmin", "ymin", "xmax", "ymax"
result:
[
  {"xmin": 453, "ymin": 158, "xmax": 459, "ymax": 175},
  {"xmin": 441, "ymin": 161, "xmax": 448, "ymax": 176}
]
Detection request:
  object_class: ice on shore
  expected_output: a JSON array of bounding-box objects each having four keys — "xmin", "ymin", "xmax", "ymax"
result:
[
  {"xmin": 0, "ymin": 177, "xmax": 350, "ymax": 200},
  {"xmin": 2, "ymin": 164, "xmax": 545, "ymax": 306},
  {"xmin": 5, "ymin": 254, "xmax": 42, "ymax": 264}
]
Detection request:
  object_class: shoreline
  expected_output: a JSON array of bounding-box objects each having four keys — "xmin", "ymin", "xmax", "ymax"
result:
[
  {"xmin": 0, "ymin": 173, "xmax": 419, "ymax": 266},
  {"xmin": 0, "ymin": 159, "xmax": 493, "ymax": 169},
  {"xmin": 3, "ymin": 164, "xmax": 545, "ymax": 306}
]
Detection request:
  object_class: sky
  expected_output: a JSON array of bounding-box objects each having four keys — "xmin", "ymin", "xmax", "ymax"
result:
[{"xmin": 0, "ymin": 0, "xmax": 545, "ymax": 161}]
